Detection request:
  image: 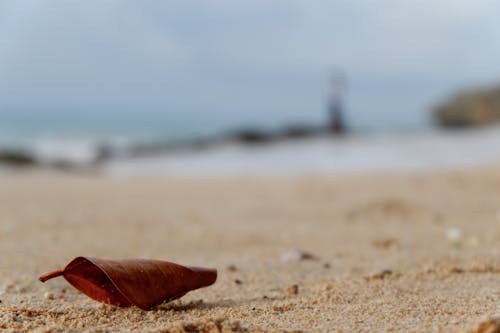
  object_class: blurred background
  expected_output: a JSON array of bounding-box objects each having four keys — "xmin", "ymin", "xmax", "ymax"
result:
[{"xmin": 1, "ymin": 0, "xmax": 500, "ymax": 175}]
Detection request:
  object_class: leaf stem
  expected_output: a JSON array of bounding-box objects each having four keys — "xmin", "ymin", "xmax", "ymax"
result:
[{"xmin": 39, "ymin": 269, "xmax": 64, "ymax": 282}]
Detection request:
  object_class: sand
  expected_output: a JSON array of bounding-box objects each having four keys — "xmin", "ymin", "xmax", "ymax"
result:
[{"xmin": 0, "ymin": 168, "xmax": 499, "ymax": 332}]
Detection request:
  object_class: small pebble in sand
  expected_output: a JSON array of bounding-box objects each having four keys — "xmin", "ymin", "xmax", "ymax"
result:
[
  {"xmin": 450, "ymin": 267, "xmax": 464, "ymax": 274},
  {"xmin": 0, "ymin": 283, "xmax": 13, "ymax": 295},
  {"xmin": 372, "ymin": 238, "xmax": 399, "ymax": 250},
  {"xmin": 445, "ymin": 227, "xmax": 463, "ymax": 243},
  {"xmin": 44, "ymin": 292, "xmax": 54, "ymax": 300},
  {"xmin": 234, "ymin": 279, "xmax": 243, "ymax": 285},
  {"xmin": 58, "ymin": 288, "xmax": 67, "ymax": 299},
  {"xmin": 367, "ymin": 269, "xmax": 404, "ymax": 280},
  {"xmin": 286, "ymin": 284, "xmax": 299, "ymax": 295},
  {"xmin": 281, "ymin": 248, "xmax": 318, "ymax": 263},
  {"xmin": 376, "ymin": 269, "xmax": 394, "ymax": 278},
  {"xmin": 227, "ymin": 264, "xmax": 238, "ymax": 272}
]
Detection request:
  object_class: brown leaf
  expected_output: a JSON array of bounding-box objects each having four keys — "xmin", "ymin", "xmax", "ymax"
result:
[{"xmin": 39, "ymin": 257, "xmax": 217, "ymax": 310}]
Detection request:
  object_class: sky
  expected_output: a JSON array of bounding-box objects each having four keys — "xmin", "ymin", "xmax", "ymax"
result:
[{"xmin": 1, "ymin": 0, "xmax": 500, "ymax": 131}]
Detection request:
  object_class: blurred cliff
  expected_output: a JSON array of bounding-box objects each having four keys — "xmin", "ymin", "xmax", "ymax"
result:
[{"xmin": 434, "ymin": 85, "xmax": 500, "ymax": 127}]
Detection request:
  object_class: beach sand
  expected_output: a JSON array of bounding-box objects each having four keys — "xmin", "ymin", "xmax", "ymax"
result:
[{"xmin": 0, "ymin": 168, "xmax": 499, "ymax": 332}]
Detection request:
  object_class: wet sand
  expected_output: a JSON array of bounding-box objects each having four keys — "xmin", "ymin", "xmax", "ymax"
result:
[{"xmin": 0, "ymin": 168, "xmax": 499, "ymax": 332}]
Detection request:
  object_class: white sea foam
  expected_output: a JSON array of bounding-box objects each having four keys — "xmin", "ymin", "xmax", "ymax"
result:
[{"xmin": 0, "ymin": 135, "xmax": 130, "ymax": 166}]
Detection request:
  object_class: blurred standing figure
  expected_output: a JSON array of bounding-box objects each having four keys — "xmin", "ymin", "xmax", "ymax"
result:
[{"xmin": 328, "ymin": 71, "xmax": 347, "ymax": 134}]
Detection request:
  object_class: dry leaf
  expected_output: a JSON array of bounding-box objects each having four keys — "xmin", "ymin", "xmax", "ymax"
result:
[{"xmin": 39, "ymin": 257, "xmax": 217, "ymax": 310}]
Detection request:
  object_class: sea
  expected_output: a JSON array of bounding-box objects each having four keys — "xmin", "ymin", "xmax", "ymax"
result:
[{"xmin": 1, "ymin": 109, "xmax": 500, "ymax": 175}]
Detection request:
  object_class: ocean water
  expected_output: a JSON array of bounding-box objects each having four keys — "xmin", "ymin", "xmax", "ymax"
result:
[
  {"xmin": 0, "ymin": 111, "xmax": 223, "ymax": 143},
  {"xmin": 0, "ymin": 111, "xmax": 235, "ymax": 164},
  {"xmin": 0, "ymin": 109, "xmax": 431, "ymax": 165},
  {"xmin": 3, "ymin": 109, "xmax": 499, "ymax": 175}
]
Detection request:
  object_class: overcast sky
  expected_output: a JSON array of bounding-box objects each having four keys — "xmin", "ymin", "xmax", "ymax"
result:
[{"xmin": 1, "ymin": 0, "xmax": 499, "ymax": 129}]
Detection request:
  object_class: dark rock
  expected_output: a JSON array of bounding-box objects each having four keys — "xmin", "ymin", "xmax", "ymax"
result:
[
  {"xmin": 0, "ymin": 150, "xmax": 36, "ymax": 166},
  {"xmin": 433, "ymin": 85, "xmax": 500, "ymax": 127},
  {"xmin": 230, "ymin": 129, "xmax": 273, "ymax": 144}
]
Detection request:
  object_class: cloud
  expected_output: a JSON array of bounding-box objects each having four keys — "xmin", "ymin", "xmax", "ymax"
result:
[{"xmin": 0, "ymin": 0, "xmax": 499, "ymax": 128}]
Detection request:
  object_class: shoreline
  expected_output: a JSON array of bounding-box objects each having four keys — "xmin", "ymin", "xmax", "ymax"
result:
[
  {"xmin": 105, "ymin": 126, "xmax": 500, "ymax": 176},
  {"xmin": 3, "ymin": 125, "xmax": 500, "ymax": 177}
]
